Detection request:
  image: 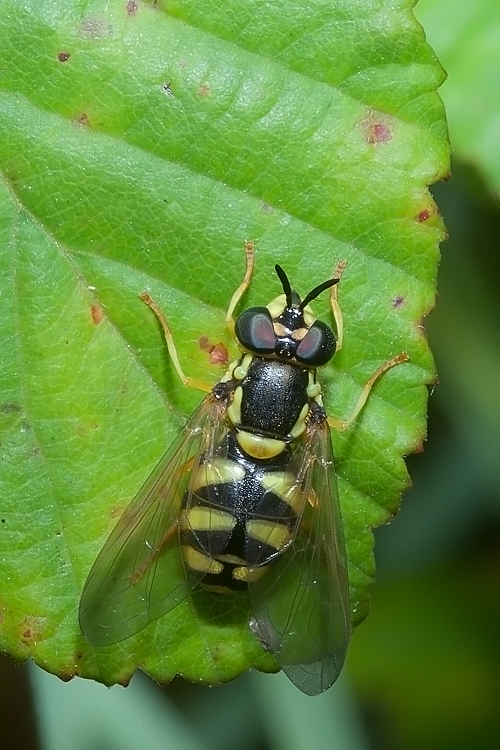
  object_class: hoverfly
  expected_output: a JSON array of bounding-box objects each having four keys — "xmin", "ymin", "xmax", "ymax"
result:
[{"xmin": 79, "ymin": 243, "xmax": 408, "ymax": 695}]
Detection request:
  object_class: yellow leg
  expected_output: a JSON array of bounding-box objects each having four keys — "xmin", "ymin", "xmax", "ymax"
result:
[
  {"xmin": 330, "ymin": 260, "xmax": 347, "ymax": 351},
  {"xmin": 140, "ymin": 292, "xmax": 212, "ymax": 393},
  {"xmin": 225, "ymin": 240, "xmax": 255, "ymax": 334},
  {"xmin": 328, "ymin": 353, "xmax": 409, "ymax": 431}
]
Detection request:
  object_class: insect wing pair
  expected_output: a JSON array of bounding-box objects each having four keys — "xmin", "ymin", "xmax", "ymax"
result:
[{"xmin": 79, "ymin": 387, "xmax": 349, "ymax": 696}]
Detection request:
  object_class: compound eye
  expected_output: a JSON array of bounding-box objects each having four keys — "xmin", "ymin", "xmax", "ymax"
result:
[
  {"xmin": 235, "ymin": 307, "xmax": 275, "ymax": 353},
  {"xmin": 296, "ymin": 320, "xmax": 336, "ymax": 366}
]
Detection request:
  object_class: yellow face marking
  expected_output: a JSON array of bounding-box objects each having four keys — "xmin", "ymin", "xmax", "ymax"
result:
[
  {"xmin": 232, "ymin": 565, "xmax": 267, "ymax": 583},
  {"xmin": 191, "ymin": 458, "xmax": 245, "ymax": 491},
  {"xmin": 273, "ymin": 324, "xmax": 308, "ymax": 343},
  {"xmin": 291, "ymin": 327, "xmax": 308, "ymax": 341},
  {"xmin": 247, "ymin": 519, "xmax": 292, "ymax": 551},
  {"xmin": 237, "ymin": 430, "xmax": 286, "ymax": 459},
  {"xmin": 272, "ymin": 322, "xmax": 287, "ymax": 338},
  {"xmin": 260, "ymin": 471, "xmax": 305, "ymax": 513},
  {"xmin": 266, "ymin": 294, "xmax": 287, "ymax": 319},
  {"xmin": 227, "ymin": 386, "xmax": 243, "ymax": 425},
  {"xmin": 289, "ymin": 402, "xmax": 309, "ymax": 438},
  {"xmin": 182, "ymin": 545, "xmax": 223, "ymax": 574},
  {"xmin": 182, "ymin": 506, "xmax": 235, "ymax": 533},
  {"xmin": 266, "ymin": 297, "xmax": 317, "ymax": 326},
  {"xmin": 302, "ymin": 304, "xmax": 315, "ymax": 328}
]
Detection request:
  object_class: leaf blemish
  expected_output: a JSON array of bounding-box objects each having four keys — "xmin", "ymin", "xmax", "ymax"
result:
[
  {"xmin": 161, "ymin": 82, "xmax": 174, "ymax": 97},
  {"xmin": 57, "ymin": 51, "xmax": 71, "ymax": 62},
  {"xmin": 126, "ymin": 0, "xmax": 138, "ymax": 15},
  {"xmin": 81, "ymin": 17, "xmax": 112, "ymax": 39},
  {"xmin": 392, "ymin": 296, "xmax": 405, "ymax": 309},
  {"xmin": 210, "ymin": 344, "xmax": 229, "ymax": 365},
  {"xmin": 199, "ymin": 337, "xmax": 229, "ymax": 365},
  {"xmin": 0, "ymin": 402, "xmax": 22, "ymax": 414},
  {"xmin": 366, "ymin": 122, "xmax": 392, "ymax": 144},
  {"xmin": 77, "ymin": 113, "xmax": 89, "ymax": 126},
  {"xmin": 198, "ymin": 83, "xmax": 211, "ymax": 98},
  {"xmin": 199, "ymin": 335, "xmax": 210, "ymax": 351},
  {"xmin": 91, "ymin": 304, "xmax": 104, "ymax": 325},
  {"xmin": 20, "ymin": 616, "xmax": 45, "ymax": 646},
  {"xmin": 418, "ymin": 208, "xmax": 430, "ymax": 222}
]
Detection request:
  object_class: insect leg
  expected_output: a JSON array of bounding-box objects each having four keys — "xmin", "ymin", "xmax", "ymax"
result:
[
  {"xmin": 330, "ymin": 260, "xmax": 347, "ymax": 351},
  {"xmin": 328, "ymin": 353, "xmax": 409, "ymax": 431},
  {"xmin": 225, "ymin": 240, "xmax": 255, "ymax": 335},
  {"xmin": 140, "ymin": 292, "xmax": 212, "ymax": 392}
]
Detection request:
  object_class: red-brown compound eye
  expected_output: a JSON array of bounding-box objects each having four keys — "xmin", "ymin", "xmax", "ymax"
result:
[
  {"xmin": 296, "ymin": 321, "xmax": 336, "ymax": 366},
  {"xmin": 235, "ymin": 307, "xmax": 276, "ymax": 354}
]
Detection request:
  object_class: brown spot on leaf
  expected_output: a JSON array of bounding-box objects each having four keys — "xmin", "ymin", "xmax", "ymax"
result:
[
  {"xmin": 362, "ymin": 110, "xmax": 393, "ymax": 144},
  {"xmin": 392, "ymin": 296, "xmax": 405, "ymax": 309},
  {"xmin": 161, "ymin": 82, "xmax": 174, "ymax": 97},
  {"xmin": 126, "ymin": 0, "xmax": 138, "ymax": 15},
  {"xmin": 197, "ymin": 83, "xmax": 210, "ymax": 98},
  {"xmin": 91, "ymin": 304, "xmax": 104, "ymax": 325},
  {"xmin": 210, "ymin": 343, "xmax": 229, "ymax": 366},
  {"xmin": 58, "ymin": 51, "xmax": 71, "ymax": 62},
  {"xmin": 0, "ymin": 402, "xmax": 22, "ymax": 414},
  {"xmin": 199, "ymin": 337, "xmax": 229, "ymax": 366},
  {"xmin": 199, "ymin": 335, "xmax": 211, "ymax": 352},
  {"xmin": 77, "ymin": 112, "xmax": 89, "ymax": 126},
  {"xmin": 21, "ymin": 616, "xmax": 45, "ymax": 647},
  {"xmin": 366, "ymin": 122, "xmax": 392, "ymax": 144},
  {"xmin": 418, "ymin": 209, "xmax": 430, "ymax": 222}
]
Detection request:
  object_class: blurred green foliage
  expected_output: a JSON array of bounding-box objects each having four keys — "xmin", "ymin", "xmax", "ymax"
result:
[
  {"xmin": 346, "ymin": 1, "xmax": 500, "ymax": 747},
  {"xmin": 1, "ymin": 0, "xmax": 500, "ymax": 748}
]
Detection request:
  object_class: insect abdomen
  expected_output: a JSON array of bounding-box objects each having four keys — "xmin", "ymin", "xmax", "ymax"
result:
[{"xmin": 181, "ymin": 448, "xmax": 300, "ymax": 592}]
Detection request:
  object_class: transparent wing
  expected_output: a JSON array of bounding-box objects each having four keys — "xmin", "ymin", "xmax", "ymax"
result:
[
  {"xmin": 249, "ymin": 411, "xmax": 350, "ymax": 696},
  {"xmin": 79, "ymin": 391, "xmax": 229, "ymax": 646}
]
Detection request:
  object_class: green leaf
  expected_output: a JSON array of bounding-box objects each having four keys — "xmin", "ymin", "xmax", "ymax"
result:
[{"xmin": 0, "ymin": 0, "xmax": 448, "ymax": 686}]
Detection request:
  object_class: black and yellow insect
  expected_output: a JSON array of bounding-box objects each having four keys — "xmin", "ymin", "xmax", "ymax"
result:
[{"xmin": 79, "ymin": 244, "xmax": 408, "ymax": 696}]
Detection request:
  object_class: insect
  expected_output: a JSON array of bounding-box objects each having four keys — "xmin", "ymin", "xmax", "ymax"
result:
[{"xmin": 79, "ymin": 243, "xmax": 408, "ymax": 695}]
